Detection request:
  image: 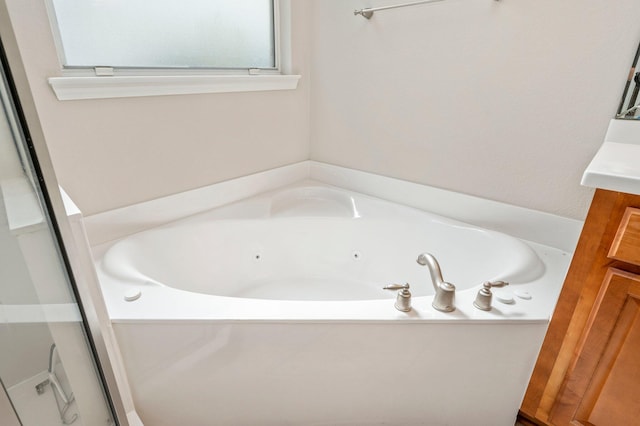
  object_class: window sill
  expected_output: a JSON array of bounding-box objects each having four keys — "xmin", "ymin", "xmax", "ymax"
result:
[{"xmin": 47, "ymin": 74, "xmax": 301, "ymax": 101}]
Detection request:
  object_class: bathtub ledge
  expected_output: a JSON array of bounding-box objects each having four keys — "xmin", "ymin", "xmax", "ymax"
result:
[
  {"xmin": 84, "ymin": 161, "xmax": 582, "ymax": 252},
  {"xmin": 93, "ymin": 238, "xmax": 569, "ymax": 325}
]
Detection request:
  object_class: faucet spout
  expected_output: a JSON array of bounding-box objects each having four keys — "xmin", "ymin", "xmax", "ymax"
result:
[
  {"xmin": 416, "ymin": 253, "xmax": 456, "ymax": 312},
  {"xmin": 416, "ymin": 253, "xmax": 445, "ymax": 291}
]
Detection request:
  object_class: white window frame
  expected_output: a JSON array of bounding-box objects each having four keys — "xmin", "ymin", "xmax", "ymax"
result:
[{"xmin": 46, "ymin": 0, "xmax": 300, "ymax": 100}]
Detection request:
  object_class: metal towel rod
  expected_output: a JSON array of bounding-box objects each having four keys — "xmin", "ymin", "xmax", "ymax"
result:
[{"xmin": 354, "ymin": 0, "xmax": 500, "ymax": 19}]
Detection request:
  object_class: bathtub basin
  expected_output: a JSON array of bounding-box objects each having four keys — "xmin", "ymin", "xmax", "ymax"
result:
[{"xmin": 93, "ymin": 181, "xmax": 571, "ymax": 425}]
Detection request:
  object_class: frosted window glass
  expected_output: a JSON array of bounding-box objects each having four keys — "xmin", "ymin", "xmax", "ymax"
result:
[{"xmin": 50, "ymin": 0, "xmax": 275, "ymax": 69}]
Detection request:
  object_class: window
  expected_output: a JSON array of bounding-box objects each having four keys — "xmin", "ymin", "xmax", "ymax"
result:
[
  {"xmin": 46, "ymin": 0, "xmax": 300, "ymax": 100},
  {"xmin": 50, "ymin": 0, "xmax": 276, "ymax": 70}
]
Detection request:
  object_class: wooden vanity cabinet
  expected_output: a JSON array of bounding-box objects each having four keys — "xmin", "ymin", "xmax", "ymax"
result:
[{"xmin": 519, "ymin": 189, "xmax": 640, "ymax": 426}]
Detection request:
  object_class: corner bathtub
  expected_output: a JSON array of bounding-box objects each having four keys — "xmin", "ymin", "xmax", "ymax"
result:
[{"xmin": 93, "ymin": 182, "xmax": 570, "ymax": 426}]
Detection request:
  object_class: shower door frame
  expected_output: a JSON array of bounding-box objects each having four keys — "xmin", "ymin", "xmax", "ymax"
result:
[
  {"xmin": 0, "ymin": 379, "xmax": 20, "ymax": 426},
  {"xmin": 0, "ymin": 4, "xmax": 128, "ymax": 424}
]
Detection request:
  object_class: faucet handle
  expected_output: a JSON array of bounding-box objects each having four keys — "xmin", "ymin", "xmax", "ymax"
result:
[
  {"xmin": 383, "ymin": 283, "xmax": 412, "ymax": 312},
  {"xmin": 383, "ymin": 283, "xmax": 410, "ymax": 291},
  {"xmin": 483, "ymin": 280, "xmax": 509, "ymax": 289},
  {"xmin": 474, "ymin": 281, "xmax": 510, "ymax": 311}
]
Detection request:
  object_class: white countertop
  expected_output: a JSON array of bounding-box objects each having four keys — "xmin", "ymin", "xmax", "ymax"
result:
[{"xmin": 582, "ymin": 119, "xmax": 640, "ymax": 195}]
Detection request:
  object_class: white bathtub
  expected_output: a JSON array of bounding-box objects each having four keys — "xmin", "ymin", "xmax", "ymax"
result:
[{"xmin": 93, "ymin": 180, "xmax": 572, "ymax": 426}]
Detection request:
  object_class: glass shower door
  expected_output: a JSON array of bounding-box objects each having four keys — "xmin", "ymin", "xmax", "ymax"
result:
[
  {"xmin": 0, "ymin": 39, "xmax": 116, "ymax": 425},
  {"xmin": 1, "ymin": 378, "xmax": 20, "ymax": 425}
]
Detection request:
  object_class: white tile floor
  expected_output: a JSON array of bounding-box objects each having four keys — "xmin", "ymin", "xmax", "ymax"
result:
[{"xmin": 7, "ymin": 371, "xmax": 83, "ymax": 426}]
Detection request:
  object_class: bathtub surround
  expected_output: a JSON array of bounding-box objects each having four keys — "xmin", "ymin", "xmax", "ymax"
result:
[
  {"xmin": 83, "ymin": 161, "xmax": 582, "ymax": 251},
  {"xmin": 114, "ymin": 323, "xmax": 550, "ymax": 426},
  {"xmin": 83, "ymin": 162, "xmax": 310, "ymax": 246},
  {"xmin": 75, "ymin": 161, "xmax": 580, "ymax": 425},
  {"xmin": 92, "ymin": 180, "xmax": 570, "ymax": 323},
  {"xmin": 83, "ymin": 165, "xmax": 575, "ymax": 425}
]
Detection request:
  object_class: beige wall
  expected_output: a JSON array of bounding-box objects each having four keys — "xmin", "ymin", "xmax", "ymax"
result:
[
  {"xmin": 309, "ymin": 0, "xmax": 640, "ymax": 219},
  {"xmin": 5, "ymin": 0, "xmax": 311, "ymax": 215},
  {"xmin": 6, "ymin": 0, "xmax": 640, "ymax": 219}
]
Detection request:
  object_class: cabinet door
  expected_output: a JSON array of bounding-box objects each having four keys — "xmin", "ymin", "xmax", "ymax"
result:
[
  {"xmin": 609, "ymin": 207, "xmax": 640, "ymax": 266},
  {"xmin": 550, "ymin": 269, "xmax": 640, "ymax": 425}
]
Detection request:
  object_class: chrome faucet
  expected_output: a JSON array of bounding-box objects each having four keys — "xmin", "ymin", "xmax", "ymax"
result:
[
  {"xmin": 473, "ymin": 280, "xmax": 509, "ymax": 311},
  {"xmin": 383, "ymin": 283, "xmax": 412, "ymax": 312},
  {"xmin": 416, "ymin": 253, "xmax": 456, "ymax": 312}
]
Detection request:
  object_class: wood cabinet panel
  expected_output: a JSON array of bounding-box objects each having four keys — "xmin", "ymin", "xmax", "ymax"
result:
[
  {"xmin": 549, "ymin": 269, "xmax": 640, "ymax": 425},
  {"xmin": 519, "ymin": 190, "xmax": 640, "ymax": 425},
  {"xmin": 609, "ymin": 207, "xmax": 640, "ymax": 267},
  {"xmin": 586, "ymin": 297, "xmax": 640, "ymax": 424}
]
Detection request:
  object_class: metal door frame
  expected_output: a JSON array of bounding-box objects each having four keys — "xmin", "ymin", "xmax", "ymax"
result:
[{"xmin": 0, "ymin": 3, "xmax": 128, "ymax": 424}]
